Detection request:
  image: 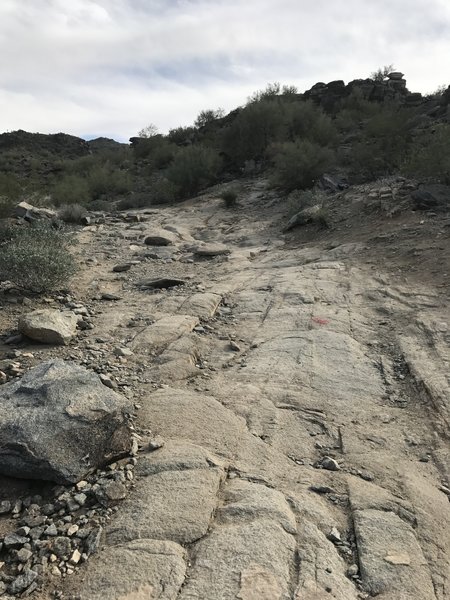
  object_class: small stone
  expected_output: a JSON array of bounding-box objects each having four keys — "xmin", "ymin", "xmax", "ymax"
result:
[
  {"xmin": 4, "ymin": 533, "xmax": 29, "ymax": 548},
  {"xmin": 51, "ymin": 537, "xmax": 72, "ymax": 559},
  {"xmin": 113, "ymin": 347, "xmax": 134, "ymax": 358},
  {"xmin": 0, "ymin": 500, "xmax": 11, "ymax": 514},
  {"xmin": 67, "ymin": 524, "xmax": 79, "ymax": 536},
  {"xmin": 73, "ymin": 493, "xmax": 87, "ymax": 506},
  {"xmin": 85, "ymin": 527, "xmax": 102, "ymax": 556},
  {"xmin": 113, "ymin": 264, "xmax": 132, "ymax": 273},
  {"xmin": 17, "ymin": 548, "xmax": 33, "ymax": 563},
  {"xmin": 229, "ymin": 340, "xmax": 241, "ymax": 352},
  {"xmin": 45, "ymin": 524, "xmax": 58, "ymax": 537},
  {"xmin": 328, "ymin": 527, "xmax": 342, "ymax": 543},
  {"xmin": 147, "ymin": 435, "xmax": 165, "ymax": 451},
  {"xmin": 384, "ymin": 552, "xmax": 411, "ymax": 566},
  {"xmin": 8, "ymin": 569, "xmax": 38, "ymax": 594},
  {"xmin": 321, "ymin": 456, "xmax": 341, "ymax": 471},
  {"xmin": 347, "ymin": 564, "xmax": 359, "ymax": 577},
  {"xmin": 69, "ymin": 549, "xmax": 82, "ymax": 565}
]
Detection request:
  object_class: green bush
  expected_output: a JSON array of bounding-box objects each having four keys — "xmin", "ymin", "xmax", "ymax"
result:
[
  {"xmin": 88, "ymin": 166, "xmax": 131, "ymax": 200},
  {"xmin": 404, "ymin": 124, "xmax": 450, "ymax": 183},
  {"xmin": 166, "ymin": 145, "xmax": 221, "ymax": 198},
  {"xmin": 222, "ymin": 100, "xmax": 284, "ymax": 166},
  {"xmin": 168, "ymin": 126, "xmax": 196, "ymax": 145},
  {"xmin": 51, "ymin": 175, "xmax": 90, "ymax": 206},
  {"xmin": 0, "ymin": 173, "xmax": 21, "ymax": 218},
  {"xmin": 284, "ymin": 101, "xmax": 337, "ymax": 146},
  {"xmin": 270, "ymin": 140, "xmax": 335, "ymax": 191},
  {"xmin": 58, "ymin": 203, "xmax": 87, "ymax": 224},
  {"xmin": 219, "ymin": 188, "xmax": 239, "ymax": 208},
  {"xmin": 0, "ymin": 221, "xmax": 77, "ymax": 292}
]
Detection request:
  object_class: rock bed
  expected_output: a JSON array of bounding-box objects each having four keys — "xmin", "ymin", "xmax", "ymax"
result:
[{"xmin": 0, "ymin": 458, "xmax": 136, "ymax": 597}]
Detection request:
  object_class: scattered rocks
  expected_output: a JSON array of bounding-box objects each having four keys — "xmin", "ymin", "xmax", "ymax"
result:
[
  {"xmin": 18, "ymin": 309, "xmax": 79, "ymax": 345},
  {"xmin": 0, "ymin": 360, "xmax": 132, "ymax": 483}
]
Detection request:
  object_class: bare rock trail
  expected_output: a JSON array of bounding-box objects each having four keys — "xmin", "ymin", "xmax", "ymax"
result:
[{"xmin": 1, "ymin": 178, "xmax": 449, "ymax": 599}]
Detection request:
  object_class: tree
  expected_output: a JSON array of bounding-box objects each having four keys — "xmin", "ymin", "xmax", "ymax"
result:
[
  {"xmin": 370, "ymin": 64, "xmax": 395, "ymax": 82},
  {"xmin": 194, "ymin": 108, "xmax": 225, "ymax": 129},
  {"xmin": 138, "ymin": 123, "xmax": 159, "ymax": 138}
]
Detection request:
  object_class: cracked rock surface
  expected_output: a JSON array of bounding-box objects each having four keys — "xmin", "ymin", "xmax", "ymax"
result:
[{"xmin": 0, "ymin": 177, "xmax": 449, "ymax": 599}]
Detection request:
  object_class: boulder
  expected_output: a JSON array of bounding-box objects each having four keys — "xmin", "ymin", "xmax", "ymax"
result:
[
  {"xmin": 144, "ymin": 229, "xmax": 177, "ymax": 246},
  {"xmin": 18, "ymin": 309, "xmax": 79, "ymax": 345},
  {"xmin": 283, "ymin": 205, "xmax": 323, "ymax": 231},
  {"xmin": 15, "ymin": 201, "xmax": 56, "ymax": 221},
  {"xmin": 0, "ymin": 360, "xmax": 132, "ymax": 483}
]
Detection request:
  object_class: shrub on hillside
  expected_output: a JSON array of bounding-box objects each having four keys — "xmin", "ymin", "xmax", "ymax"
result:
[
  {"xmin": 0, "ymin": 173, "xmax": 21, "ymax": 218},
  {"xmin": 404, "ymin": 124, "xmax": 450, "ymax": 183},
  {"xmin": 52, "ymin": 175, "xmax": 90, "ymax": 206},
  {"xmin": 58, "ymin": 203, "xmax": 87, "ymax": 224},
  {"xmin": 219, "ymin": 187, "xmax": 239, "ymax": 208},
  {"xmin": 0, "ymin": 221, "xmax": 77, "ymax": 292},
  {"xmin": 222, "ymin": 100, "xmax": 284, "ymax": 166},
  {"xmin": 166, "ymin": 145, "xmax": 221, "ymax": 198},
  {"xmin": 88, "ymin": 166, "xmax": 131, "ymax": 200},
  {"xmin": 270, "ymin": 140, "xmax": 335, "ymax": 191},
  {"xmin": 284, "ymin": 101, "xmax": 337, "ymax": 146}
]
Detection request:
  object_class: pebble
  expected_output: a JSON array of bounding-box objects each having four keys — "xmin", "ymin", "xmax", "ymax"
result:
[{"xmin": 320, "ymin": 456, "xmax": 341, "ymax": 471}]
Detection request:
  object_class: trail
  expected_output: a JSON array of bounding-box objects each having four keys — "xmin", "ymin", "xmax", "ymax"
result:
[{"xmin": 3, "ymin": 178, "xmax": 450, "ymax": 599}]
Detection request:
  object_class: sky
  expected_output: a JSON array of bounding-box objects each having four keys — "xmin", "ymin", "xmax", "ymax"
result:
[{"xmin": 0, "ymin": 0, "xmax": 449, "ymax": 142}]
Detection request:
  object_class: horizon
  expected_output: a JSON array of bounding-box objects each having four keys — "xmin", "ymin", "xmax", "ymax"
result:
[{"xmin": 1, "ymin": 1, "xmax": 449, "ymax": 142}]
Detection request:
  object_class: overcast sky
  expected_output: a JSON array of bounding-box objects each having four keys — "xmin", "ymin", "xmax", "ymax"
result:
[{"xmin": 1, "ymin": 0, "xmax": 449, "ymax": 142}]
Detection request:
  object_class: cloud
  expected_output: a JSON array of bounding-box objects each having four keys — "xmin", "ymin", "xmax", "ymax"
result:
[{"xmin": 0, "ymin": 0, "xmax": 449, "ymax": 140}]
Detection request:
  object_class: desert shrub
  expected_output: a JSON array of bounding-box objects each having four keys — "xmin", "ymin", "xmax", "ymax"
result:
[
  {"xmin": 150, "ymin": 177, "xmax": 179, "ymax": 204},
  {"xmin": 168, "ymin": 126, "xmax": 196, "ymax": 145},
  {"xmin": 0, "ymin": 173, "xmax": 21, "ymax": 218},
  {"xmin": 222, "ymin": 100, "xmax": 284, "ymax": 166},
  {"xmin": 52, "ymin": 175, "xmax": 90, "ymax": 206},
  {"xmin": 0, "ymin": 221, "xmax": 77, "ymax": 292},
  {"xmin": 88, "ymin": 166, "xmax": 131, "ymax": 200},
  {"xmin": 132, "ymin": 135, "xmax": 176, "ymax": 167},
  {"xmin": 345, "ymin": 105, "xmax": 413, "ymax": 178},
  {"xmin": 286, "ymin": 189, "xmax": 326, "ymax": 215},
  {"xmin": 270, "ymin": 140, "xmax": 335, "ymax": 191},
  {"xmin": 195, "ymin": 108, "xmax": 225, "ymax": 128},
  {"xmin": 404, "ymin": 124, "xmax": 450, "ymax": 183},
  {"xmin": 58, "ymin": 203, "xmax": 87, "ymax": 224},
  {"xmin": 219, "ymin": 187, "xmax": 239, "ymax": 208},
  {"xmin": 370, "ymin": 64, "xmax": 395, "ymax": 82},
  {"xmin": 166, "ymin": 145, "xmax": 221, "ymax": 198},
  {"xmin": 284, "ymin": 101, "xmax": 337, "ymax": 145}
]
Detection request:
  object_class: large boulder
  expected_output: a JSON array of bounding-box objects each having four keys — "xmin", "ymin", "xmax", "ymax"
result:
[
  {"xmin": 0, "ymin": 360, "xmax": 132, "ymax": 483},
  {"xmin": 18, "ymin": 309, "xmax": 79, "ymax": 345},
  {"xmin": 15, "ymin": 201, "xmax": 56, "ymax": 221}
]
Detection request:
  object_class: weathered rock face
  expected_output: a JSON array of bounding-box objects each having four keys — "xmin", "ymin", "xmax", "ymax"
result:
[
  {"xmin": 18, "ymin": 309, "xmax": 79, "ymax": 345},
  {"xmin": 0, "ymin": 360, "xmax": 132, "ymax": 483}
]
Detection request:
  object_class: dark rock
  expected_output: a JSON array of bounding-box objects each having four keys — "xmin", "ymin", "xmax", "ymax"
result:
[
  {"xmin": 0, "ymin": 360, "xmax": 132, "ymax": 484},
  {"xmin": 138, "ymin": 278, "xmax": 186, "ymax": 290},
  {"xmin": 7, "ymin": 569, "xmax": 38, "ymax": 595}
]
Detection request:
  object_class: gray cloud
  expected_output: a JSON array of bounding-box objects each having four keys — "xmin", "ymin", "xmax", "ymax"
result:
[{"xmin": 0, "ymin": 0, "xmax": 449, "ymax": 140}]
